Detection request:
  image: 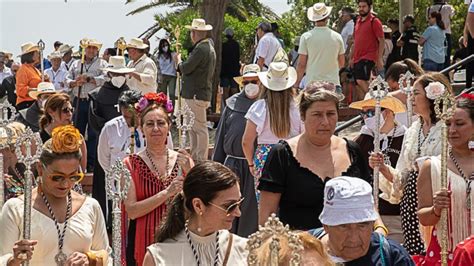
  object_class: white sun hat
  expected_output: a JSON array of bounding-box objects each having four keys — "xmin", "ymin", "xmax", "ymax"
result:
[
  {"xmin": 185, "ymin": 18, "xmax": 213, "ymax": 31},
  {"xmin": 102, "ymin": 56, "xmax": 135, "ymax": 74},
  {"xmin": 47, "ymin": 51, "xmax": 63, "ymax": 60},
  {"xmin": 307, "ymin": 3, "xmax": 333, "ymax": 22},
  {"xmin": 126, "ymin": 38, "xmax": 149, "ymax": 50},
  {"xmin": 257, "ymin": 62, "xmax": 297, "ymax": 91},
  {"xmin": 319, "ymin": 176, "xmax": 378, "ymax": 226},
  {"xmin": 28, "ymin": 82, "xmax": 57, "ymax": 99}
]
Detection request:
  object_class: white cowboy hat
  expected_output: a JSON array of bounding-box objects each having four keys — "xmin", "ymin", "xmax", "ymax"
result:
[
  {"xmin": 185, "ymin": 18, "xmax": 213, "ymax": 31},
  {"xmin": 234, "ymin": 64, "xmax": 261, "ymax": 86},
  {"xmin": 102, "ymin": 56, "xmax": 135, "ymax": 74},
  {"xmin": 307, "ymin": 3, "xmax": 333, "ymax": 22},
  {"xmin": 47, "ymin": 51, "xmax": 63, "ymax": 60},
  {"xmin": 258, "ymin": 62, "xmax": 297, "ymax": 91},
  {"xmin": 19, "ymin": 42, "xmax": 39, "ymax": 56},
  {"xmin": 126, "ymin": 38, "xmax": 149, "ymax": 50},
  {"xmin": 28, "ymin": 82, "xmax": 56, "ymax": 99},
  {"xmin": 58, "ymin": 44, "xmax": 74, "ymax": 54},
  {"xmin": 86, "ymin": 39, "xmax": 103, "ymax": 50}
]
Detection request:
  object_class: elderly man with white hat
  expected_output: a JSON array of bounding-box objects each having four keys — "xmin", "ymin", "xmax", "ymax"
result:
[
  {"xmin": 295, "ymin": 2, "xmax": 345, "ymax": 90},
  {"xmin": 16, "ymin": 81, "xmax": 56, "ymax": 132},
  {"xmin": 311, "ymin": 176, "xmax": 414, "ymax": 265},
  {"xmin": 126, "ymin": 37, "xmax": 158, "ymax": 94},
  {"xmin": 175, "ymin": 18, "xmax": 216, "ymax": 163},
  {"xmin": 66, "ymin": 38, "xmax": 108, "ymax": 172},
  {"xmin": 45, "ymin": 51, "xmax": 68, "ymax": 92},
  {"xmin": 58, "ymin": 44, "xmax": 77, "ymax": 72}
]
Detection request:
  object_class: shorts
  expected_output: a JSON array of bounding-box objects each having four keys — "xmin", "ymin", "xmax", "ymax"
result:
[{"xmin": 353, "ymin": 59, "xmax": 375, "ymax": 81}]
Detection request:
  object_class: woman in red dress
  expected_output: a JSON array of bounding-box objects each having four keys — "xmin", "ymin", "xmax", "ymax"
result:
[{"xmin": 123, "ymin": 92, "xmax": 193, "ymax": 265}]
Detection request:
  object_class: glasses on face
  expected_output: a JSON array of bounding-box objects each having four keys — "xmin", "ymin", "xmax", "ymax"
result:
[
  {"xmin": 242, "ymin": 80, "xmax": 258, "ymax": 85},
  {"xmin": 361, "ymin": 108, "xmax": 385, "ymax": 117},
  {"xmin": 208, "ymin": 197, "xmax": 245, "ymax": 216},
  {"xmin": 61, "ymin": 107, "xmax": 74, "ymax": 114},
  {"xmin": 47, "ymin": 172, "xmax": 84, "ymax": 183}
]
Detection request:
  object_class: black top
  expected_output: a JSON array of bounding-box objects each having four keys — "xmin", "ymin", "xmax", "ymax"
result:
[
  {"xmin": 17, "ymin": 101, "xmax": 41, "ymax": 133},
  {"xmin": 386, "ymin": 30, "xmax": 401, "ymax": 68},
  {"xmin": 258, "ymin": 139, "xmax": 371, "ymax": 230},
  {"xmin": 220, "ymin": 37, "xmax": 241, "ymax": 79},
  {"xmin": 400, "ymin": 26, "xmax": 420, "ymax": 61},
  {"xmin": 0, "ymin": 75, "xmax": 17, "ymax": 108},
  {"xmin": 40, "ymin": 129, "xmax": 50, "ymax": 143}
]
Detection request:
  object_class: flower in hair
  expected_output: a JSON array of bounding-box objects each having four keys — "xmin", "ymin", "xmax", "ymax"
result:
[
  {"xmin": 51, "ymin": 125, "xmax": 82, "ymax": 153},
  {"xmin": 135, "ymin": 92, "xmax": 173, "ymax": 113},
  {"xmin": 424, "ymin": 82, "xmax": 446, "ymax": 100},
  {"xmin": 136, "ymin": 97, "xmax": 149, "ymax": 113}
]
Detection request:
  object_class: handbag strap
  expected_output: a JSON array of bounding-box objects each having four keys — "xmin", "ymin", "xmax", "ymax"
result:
[{"xmin": 222, "ymin": 232, "xmax": 233, "ymax": 266}]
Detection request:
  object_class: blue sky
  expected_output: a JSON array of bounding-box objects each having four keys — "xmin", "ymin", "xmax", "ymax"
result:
[{"xmin": 0, "ymin": 0, "xmax": 291, "ymax": 57}]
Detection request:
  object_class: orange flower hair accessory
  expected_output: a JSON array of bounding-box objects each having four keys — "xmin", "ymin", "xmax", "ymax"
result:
[
  {"xmin": 51, "ymin": 125, "xmax": 82, "ymax": 153},
  {"xmin": 135, "ymin": 92, "xmax": 173, "ymax": 113}
]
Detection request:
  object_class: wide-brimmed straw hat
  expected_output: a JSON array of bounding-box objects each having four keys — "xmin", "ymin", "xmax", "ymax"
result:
[
  {"xmin": 28, "ymin": 82, "xmax": 56, "ymax": 99},
  {"xmin": 102, "ymin": 56, "xmax": 135, "ymax": 74},
  {"xmin": 258, "ymin": 62, "xmax": 297, "ymax": 91},
  {"xmin": 58, "ymin": 44, "xmax": 74, "ymax": 54},
  {"xmin": 307, "ymin": 3, "xmax": 333, "ymax": 22},
  {"xmin": 234, "ymin": 64, "xmax": 261, "ymax": 86},
  {"xmin": 47, "ymin": 51, "xmax": 63, "ymax": 60},
  {"xmin": 349, "ymin": 94, "xmax": 406, "ymax": 113},
  {"xmin": 19, "ymin": 42, "xmax": 39, "ymax": 56},
  {"xmin": 86, "ymin": 39, "xmax": 103, "ymax": 50},
  {"xmin": 126, "ymin": 38, "xmax": 149, "ymax": 50},
  {"xmin": 185, "ymin": 18, "xmax": 213, "ymax": 31}
]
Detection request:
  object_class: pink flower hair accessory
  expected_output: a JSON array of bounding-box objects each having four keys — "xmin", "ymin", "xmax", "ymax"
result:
[{"xmin": 424, "ymin": 82, "xmax": 446, "ymax": 100}]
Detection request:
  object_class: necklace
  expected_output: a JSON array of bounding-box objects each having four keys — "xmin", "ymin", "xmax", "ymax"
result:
[
  {"xmin": 417, "ymin": 119, "xmax": 432, "ymax": 157},
  {"xmin": 184, "ymin": 222, "xmax": 220, "ymax": 266},
  {"xmin": 40, "ymin": 190, "xmax": 72, "ymax": 266},
  {"xmin": 449, "ymin": 148, "xmax": 474, "ymax": 210},
  {"xmin": 382, "ymin": 125, "xmax": 397, "ymax": 166},
  {"xmin": 145, "ymin": 148, "xmax": 169, "ymax": 180}
]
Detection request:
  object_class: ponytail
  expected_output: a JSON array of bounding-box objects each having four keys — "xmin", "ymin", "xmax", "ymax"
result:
[
  {"xmin": 39, "ymin": 112, "xmax": 52, "ymax": 131},
  {"xmin": 156, "ymin": 193, "xmax": 186, "ymax": 242},
  {"xmin": 430, "ymin": 12, "xmax": 445, "ymax": 30}
]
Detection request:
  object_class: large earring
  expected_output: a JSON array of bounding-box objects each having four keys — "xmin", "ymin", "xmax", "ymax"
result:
[{"xmin": 197, "ymin": 211, "xmax": 203, "ymax": 233}]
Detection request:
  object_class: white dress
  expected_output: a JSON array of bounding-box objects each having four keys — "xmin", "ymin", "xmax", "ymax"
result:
[
  {"xmin": 147, "ymin": 229, "xmax": 248, "ymax": 265},
  {"xmin": 0, "ymin": 196, "xmax": 110, "ymax": 265}
]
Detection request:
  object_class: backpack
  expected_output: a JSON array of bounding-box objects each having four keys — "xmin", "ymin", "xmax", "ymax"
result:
[{"xmin": 272, "ymin": 46, "xmax": 289, "ymax": 65}]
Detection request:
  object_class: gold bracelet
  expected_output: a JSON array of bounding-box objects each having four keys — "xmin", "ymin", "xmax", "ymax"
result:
[{"xmin": 374, "ymin": 224, "xmax": 389, "ymax": 236}]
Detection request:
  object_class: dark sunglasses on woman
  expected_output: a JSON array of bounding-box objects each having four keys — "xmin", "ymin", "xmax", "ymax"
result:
[{"xmin": 208, "ymin": 197, "xmax": 245, "ymax": 217}]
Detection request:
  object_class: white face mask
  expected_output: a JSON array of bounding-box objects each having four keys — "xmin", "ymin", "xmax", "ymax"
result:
[
  {"xmin": 244, "ymin": 83, "xmax": 259, "ymax": 98},
  {"xmin": 364, "ymin": 112, "xmax": 385, "ymax": 133},
  {"xmin": 162, "ymin": 46, "xmax": 169, "ymax": 53},
  {"xmin": 111, "ymin": 76, "xmax": 126, "ymax": 88}
]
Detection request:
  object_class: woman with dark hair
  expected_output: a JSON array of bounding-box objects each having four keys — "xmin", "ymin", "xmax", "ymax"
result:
[
  {"xmin": 39, "ymin": 93, "xmax": 87, "ymax": 171},
  {"xmin": 414, "ymin": 91, "xmax": 474, "ymax": 265},
  {"xmin": 370, "ymin": 73, "xmax": 454, "ymax": 255},
  {"xmin": 419, "ymin": 12, "xmax": 446, "ymax": 71},
  {"xmin": 156, "ymin": 39, "xmax": 177, "ymax": 107},
  {"xmin": 0, "ymin": 125, "xmax": 110, "ymax": 265},
  {"xmin": 16, "ymin": 42, "xmax": 45, "ymax": 110},
  {"xmin": 143, "ymin": 161, "xmax": 248, "ymax": 265},
  {"xmin": 123, "ymin": 92, "xmax": 193, "ymax": 266},
  {"xmin": 385, "ymin": 58, "xmax": 424, "ymax": 104}
]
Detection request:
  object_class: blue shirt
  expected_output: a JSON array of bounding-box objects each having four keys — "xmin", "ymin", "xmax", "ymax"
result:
[{"xmin": 422, "ymin": 25, "xmax": 446, "ymax": 64}]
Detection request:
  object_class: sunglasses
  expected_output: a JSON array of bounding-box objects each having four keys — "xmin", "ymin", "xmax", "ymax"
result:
[
  {"xmin": 61, "ymin": 107, "xmax": 74, "ymax": 114},
  {"xmin": 242, "ymin": 80, "xmax": 258, "ymax": 85},
  {"xmin": 47, "ymin": 172, "xmax": 84, "ymax": 183},
  {"xmin": 361, "ymin": 108, "xmax": 386, "ymax": 118},
  {"xmin": 208, "ymin": 197, "xmax": 245, "ymax": 216}
]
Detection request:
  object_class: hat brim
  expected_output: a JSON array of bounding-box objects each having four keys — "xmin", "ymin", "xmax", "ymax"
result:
[
  {"xmin": 19, "ymin": 46, "xmax": 40, "ymax": 56},
  {"xmin": 102, "ymin": 67, "xmax": 135, "ymax": 74},
  {"xmin": 185, "ymin": 25, "xmax": 213, "ymax": 31},
  {"xmin": 307, "ymin": 6, "xmax": 333, "ymax": 22},
  {"xmin": 319, "ymin": 205, "xmax": 378, "ymax": 226},
  {"xmin": 28, "ymin": 90, "xmax": 56, "ymax": 99},
  {"xmin": 349, "ymin": 96, "xmax": 406, "ymax": 113},
  {"xmin": 257, "ymin": 67, "xmax": 297, "ymax": 91},
  {"xmin": 233, "ymin": 74, "xmax": 259, "ymax": 87},
  {"xmin": 126, "ymin": 44, "xmax": 148, "ymax": 50},
  {"xmin": 87, "ymin": 44, "xmax": 103, "ymax": 50}
]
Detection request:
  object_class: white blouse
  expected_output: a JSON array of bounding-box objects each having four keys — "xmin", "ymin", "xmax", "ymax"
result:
[
  {"xmin": 0, "ymin": 197, "xmax": 110, "ymax": 265},
  {"xmin": 147, "ymin": 229, "xmax": 248, "ymax": 265},
  {"xmin": 379, "ymin": 119, "xmax": 443, "ymax": 204}
]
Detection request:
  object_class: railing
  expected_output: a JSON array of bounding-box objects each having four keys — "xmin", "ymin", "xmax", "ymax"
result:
[{"xmin": 334, "ymin": 54, "xmax": 474, "ymax": 135}]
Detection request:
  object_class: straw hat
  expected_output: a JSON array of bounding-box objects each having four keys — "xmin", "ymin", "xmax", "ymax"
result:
[
  {"xmin": 19, "ymin": 42, "xmax": 39, "ymax": 56},
  {"xmin": 383, "ymin": 25, "xmax": 392, "ymax": 33},
  {"xmin": 58, "ymin": 44, "xmax": 74, "ymax": 54},
  {"xmin": 233, "ymin": 64, "xmax": 261, "ymax": 87},
  {"xmin": 102, "ymin": 56, "xmax": 135, "ymax": 74},
  {"xmin": 47, "ymin": 51, "xmax": 63, "ymax": 60},
  {"xmin": 185, "ymin": 18, "xmax": 213, "ymax": 31},
  {"xmin": 86, "ymin": 39, "xmax": 103, "ymax": 50},
  {"xmin": 349, "ymin": 95, "xmax": 406, "ymax": 113},
  {"xmin": 28, "ymin": 82, "xmax": 56, "ymax": 99},
  {"xmin": 257, "ymin": 62, "xmax": 297, "ymax": 91},
  {"xmin": 126, "ymin": 38, "xmax": 149, "ymax": 50},
  {"xmin": 307, "ymin": 3, "xmax": 333, "ymax": 22}
]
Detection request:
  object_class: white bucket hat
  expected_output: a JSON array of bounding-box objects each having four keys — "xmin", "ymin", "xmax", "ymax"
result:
[
  {"xmin": 126, "ymin": 38, "xmax": 149, "ymax": 50},
  {"xmin": 185, "ymin": 18, "xmax": 213, "ymax": 31},
  {"xmin": 28, "ymin": 82, "xmax": 56, "ymax": 99},
  {"xmin": 19, "ymin": 42, "xmax": 39, "ymax": 56},
  {"xmin": 47, "ymin": 51, "xmax": 63, "ymax": 60},
  {"xmin": 319, "ymin": 176, "xmax": 378, "ymax": 226},
  {"xmin": 257, "ymin": 62, "xmax": 297, "ymax": 91},
  {"xmin": 307, "ymin": 3, "xmax": 333, "ymax": 22},
  {"xmin": 102, "ymin": 56, "xmax": 135, "ymax": 74}
]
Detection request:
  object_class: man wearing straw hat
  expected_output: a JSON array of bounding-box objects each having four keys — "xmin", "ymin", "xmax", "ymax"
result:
[
  {"xmin": 58, "ymin": 44, "xmax": 76, "ymax": 72},
  {"xmin": 66, "ymin": 38, "xmax": 108, "ymax": 171},
  {"xmin": 17, "ymin": 81, "xmax": 56, "ymax": 132},
  {"xmin": 126, "ymin": 38, "xmax": 158, "ymax": 94},
  {"xmin": 45, "ymin": 51, "xmax": 68, "ymax": 92},
  {"xmin": 296, "ymin": 3, "xmax": 345, "ymax": 89},
  {"xmin": 176, "ymin": 18, "xmax": 216, "ymax": 162}
]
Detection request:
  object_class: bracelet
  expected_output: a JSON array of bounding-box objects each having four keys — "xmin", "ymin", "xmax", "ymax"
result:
[
  {"xmin": 432, "ymin": 206, "xmax": 441, "ymax": 217},
  {"xmin": 374, "ymin": 224, "xmax": 389, "ymax": 236}
]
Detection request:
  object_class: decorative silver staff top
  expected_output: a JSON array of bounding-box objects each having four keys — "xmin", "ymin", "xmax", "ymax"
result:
[
  {"xmin": 37, "ymin": 39, "xmax": 46, "ymax": 82},
  {"xmin": 398, "ymin": 70, "xmax": 416, "ymax": 127},
  {"xmin": 174, "ymin": 102, "xmax": 195, "ymax": 149},
  {"xmin": 0, "ymin": 102, "xmax": 17, "ymax": 208},
  {"xmin": 106, "ymin": 159, "xmax": 131, "ymax": 202},
  {"xmin": 369, "ymin": 76, "xmax": 389, "ymax": 101}
]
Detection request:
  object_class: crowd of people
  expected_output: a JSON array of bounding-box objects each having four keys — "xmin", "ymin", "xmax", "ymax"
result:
[{"xmin": 0, "ymin": 0, "xmax": 473, "ymax": 265}]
